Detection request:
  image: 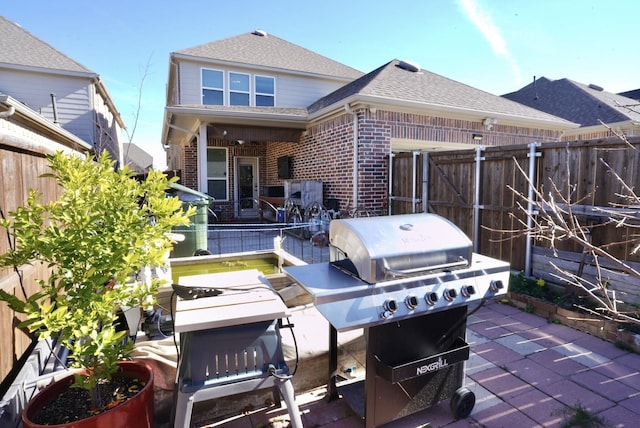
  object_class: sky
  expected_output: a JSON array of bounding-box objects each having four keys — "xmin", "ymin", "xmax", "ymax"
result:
[{"xmin": 2, "ymin": 1, "xmax": 639, "ymax": 170}]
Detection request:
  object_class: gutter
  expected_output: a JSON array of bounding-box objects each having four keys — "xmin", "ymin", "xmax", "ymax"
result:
[
  {"xmin": 344, "ymin": 103, "xmax": 358, "ymax": 209},
  {"xmin": 0, "ymin": 105, "xmax": 15, "ymax": 118},
  {"xmin": 0, "ymin": 94, "xmax": 92, "ymax": 152},
  {"xmin": 309, "ymin": 95, "xmax": 580, "ymax": 132}
]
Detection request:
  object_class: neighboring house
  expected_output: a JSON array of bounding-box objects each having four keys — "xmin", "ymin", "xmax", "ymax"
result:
[
  {"xmin": 163, "ymin": 30, "xmax": 577, "ymax": 220},
  {"xmin": 123, "ymin": 143, "xmax": 154, "ymax": 173},
  {"xmin": 0, "ymin": 16, "xmax": 125, "ymax": 165},
  {"xmin": 503, "ymin": 77, "xmax": 640, "ymax": 142},
  {"xmin": 618, "ymin": 88, "xmax": 640, "ymax": 101}
]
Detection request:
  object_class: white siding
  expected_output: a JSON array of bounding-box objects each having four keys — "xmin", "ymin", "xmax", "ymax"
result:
[
  {"xmin": 0, "ymin": 69, "xmax": 93, "ymax": 143},
  {"xmin": 176, "ymin": 60, "xmax": 349, "ymax": 108}
]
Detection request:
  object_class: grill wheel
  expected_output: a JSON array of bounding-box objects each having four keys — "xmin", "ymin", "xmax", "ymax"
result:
[{"xmin": 450, "ymin": 387, "xmax": 475, "ymax": 419}]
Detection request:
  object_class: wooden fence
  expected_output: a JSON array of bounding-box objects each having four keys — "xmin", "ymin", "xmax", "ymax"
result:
[
  {"xmin": 391, "ymin": 137, "xmax": 640, "ymax": 304},
  {"xmin": 0, "ymin": 137, "xmax": 72, "ymax": 389}
]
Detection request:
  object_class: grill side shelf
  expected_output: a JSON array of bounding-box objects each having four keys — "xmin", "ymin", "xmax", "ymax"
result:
[{"xmin": 374, "ymin": 337, "xmax": 470, "ymax": 384}]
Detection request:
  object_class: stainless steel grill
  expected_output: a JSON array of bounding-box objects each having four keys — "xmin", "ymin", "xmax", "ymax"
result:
[{"xmin": 285, "ymin": 213, "xmax": 510, "ymax": 427}]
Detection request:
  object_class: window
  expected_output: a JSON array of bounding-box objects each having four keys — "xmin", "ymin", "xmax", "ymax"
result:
[
  {"xmin": 207, "ymin": 148, "xmax": 228, "ymax": 200},
  {"xmin": 229, "ymin": 72, "xmax": 250, "ymax": 106},
  {"xmin": 255, "ymin": 75, "xmax": 275, "ymax": 106},
  {"xmin": 201, "ymin": 70, "xmax": 275, "ymax": 107},
  {"xmin": 202, "ymin": 69, "xmax": 224, "ymax": 105}
]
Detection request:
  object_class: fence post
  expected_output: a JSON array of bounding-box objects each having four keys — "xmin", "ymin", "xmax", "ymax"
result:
[
  {"xmin": 412, "ymin": 151, "xmax": 418, "ymax": 213},
  {"xmin": 473, "ymin": 146, "xmax": 485, "ymax": 253},
  {"xmin": 422, "ymin": 152, "xmax": 429, "ymax": 213},
  {"xmin": 525, "ymin": 142, "xmax": 542, "ymax": 277}
]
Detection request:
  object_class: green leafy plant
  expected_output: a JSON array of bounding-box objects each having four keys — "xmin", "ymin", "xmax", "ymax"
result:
[
  {"xmin": 0, "ymin": 151, "xmax": 192, "ymax": 409},
  {"xmin": 556, "ymin": 402, "xmax": 611, "ymax": 427},
  {"xmin": 509, "ymin": 272, "xmax": 563, "ymax": 302}
]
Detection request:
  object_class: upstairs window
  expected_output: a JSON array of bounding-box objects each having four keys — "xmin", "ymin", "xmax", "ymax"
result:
[
  {"xmin": 229, "ymin": 72, "xmax": 250, "ymax": 106},
  {"xmin": 201, "ymin": 69, "xmax": 275, "ymax": 107},
  {"xmin": 202, "ymin": 69, "xmax": 223, "ymax": 105},
  {"xmin": 255, "ymin": 75, "xmax": 275, "ymax": 106}
]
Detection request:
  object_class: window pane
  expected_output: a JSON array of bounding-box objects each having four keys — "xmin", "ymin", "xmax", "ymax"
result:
[
  {"xmin": 255, "ymin": 76, "xmax": 274, "ymax": 94},
  {"xmin": 207, "ymin": 148, "xmax": 226, "ymax": 176},
  {"xmin": 207, "ymin": 180, "xmax": 227, "ymax": 200},
  {"xmin": 256, "ymin": 94, "xmax": 274, "ymax": 106},
  {"xmin": 230, "ymin": 73, "xmax": 249, "ymax": 91},
  {"xmin": 230, "ymin": 92, "xmax": 250, "ymax": 106},
  {"xmin": 202, "ymin": 69, "xmax": 223, "ymax": 88},
  {"xmin": 203, "ymin": 89, "xmax": 223, "ymax": 105}
]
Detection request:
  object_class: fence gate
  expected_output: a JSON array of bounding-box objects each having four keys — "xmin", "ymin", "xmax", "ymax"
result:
[{"xmin": 389, "ymin": 152, "xmax": 425, "ymax": 214}]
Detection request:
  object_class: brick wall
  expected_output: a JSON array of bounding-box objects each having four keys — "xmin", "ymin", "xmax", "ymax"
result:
[{"xmin": 178, "ymin": 108, "xmax": 566, "ymax": 218}]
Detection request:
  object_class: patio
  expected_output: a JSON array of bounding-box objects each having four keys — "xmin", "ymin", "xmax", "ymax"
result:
[{"xmin": 155, "ymin": 295, "xmax": 640, "ymax": 427}]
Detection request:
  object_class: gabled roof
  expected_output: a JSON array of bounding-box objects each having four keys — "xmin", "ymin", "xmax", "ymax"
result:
[
  {"xmin": 502, "ymin": 77, "xmax": 640, "ymax": 127},
  {"xmin": 174, "ymin": 30, "xmax": 363, "ymax": 80},
  {"xmin": 308, "ymin": 60, "xmax": 575, "ymax": 128},
  {"xmin": 0, "ymin": 16, "xmax": 94, "ymax": 75}
]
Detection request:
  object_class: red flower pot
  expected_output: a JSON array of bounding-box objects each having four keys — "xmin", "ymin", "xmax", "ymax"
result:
[{"xmin": 22, "ymin": 360, "xmax": 154, "ymax": 428}]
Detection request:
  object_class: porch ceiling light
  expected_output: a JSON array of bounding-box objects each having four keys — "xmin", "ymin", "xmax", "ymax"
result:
[{"xmin": 472, "ymin": 133, "xmax": 483, "ymax": 141}]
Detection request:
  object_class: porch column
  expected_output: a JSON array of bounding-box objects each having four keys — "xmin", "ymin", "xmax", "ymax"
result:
[{"xmin": 198, "ymin": 123, "xmax": 208, "ymax": 193}]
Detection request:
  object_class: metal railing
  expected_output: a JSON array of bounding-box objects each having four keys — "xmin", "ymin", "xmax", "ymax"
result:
[{"xmin": 205, "ymin": 222, "xmax": 330, "ymax": 264}]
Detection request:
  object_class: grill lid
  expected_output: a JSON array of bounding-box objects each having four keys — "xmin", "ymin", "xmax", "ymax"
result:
[{"xmin": 329, "ymin": 213, "xmax": 472, "ymax": 283}]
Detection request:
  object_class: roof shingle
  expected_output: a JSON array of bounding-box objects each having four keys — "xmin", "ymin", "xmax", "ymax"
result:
[
  {"xmin": 502, "ymin": 77, "xmax": 640, "ymax": 126},
  {"xmin": 309, "ymin": 60, "xmax": 573, "ymax": 125},
  {"xmin": 0, "ymin": 16, "xmax": 93, "ymax": 75},
  {"xmin": 175, "ymin": 30, "xmax": 363, "ymax": 80}
]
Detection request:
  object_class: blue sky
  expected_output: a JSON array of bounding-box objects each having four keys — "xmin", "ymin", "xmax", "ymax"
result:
[{"xmin": 3, "ymin": 1, "xmax": 639, "ymax": 169}]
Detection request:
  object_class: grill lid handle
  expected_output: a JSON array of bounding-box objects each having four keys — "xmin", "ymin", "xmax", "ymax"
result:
[{"xmin": 382, "ymin": 257, "xmax": 468, "ymax": 278}]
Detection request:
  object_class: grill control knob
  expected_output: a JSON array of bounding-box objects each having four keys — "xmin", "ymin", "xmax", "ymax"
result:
[
  {"xmin": 461, "ymin": 285, "xmax": 476, "ymax": 298},
  {"xmin": 443, "ymin": 288, "xmax": 457, "ymax": 301},
  {"xmin": 405, "ymin": 295, "xmax": 419, "ymax": 310},
  {"xmin": 383, "ymin": 298, "xmax": 398, "ymax": 313},
  {"xmin": 425, "ymin": 292, "xmax": 439, "ymax": 305},
  {"xmin": 490, "ymin": 280, "xmax": 505, "ymax": 292},
  {"xmin": 380, "ymin": 298, "xmax": 398, "ymax": 319}
]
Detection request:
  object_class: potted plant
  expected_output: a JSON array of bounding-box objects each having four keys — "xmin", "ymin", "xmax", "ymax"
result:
[{"xmin": 0, "ymin": 151, "xmax": 193, "ymax": 426}]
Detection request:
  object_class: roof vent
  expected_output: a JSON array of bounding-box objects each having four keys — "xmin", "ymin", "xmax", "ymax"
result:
[
  {"xmin": 397, "ymin": 60, "xmax": 421, "ymax": 72},
  {"xmin": 588, "ymin": 83, "xmax": 604, "ymax": 91},
  {"xmin": 253, "ymin": 29, "xmax": 268, "ymax": 37}
]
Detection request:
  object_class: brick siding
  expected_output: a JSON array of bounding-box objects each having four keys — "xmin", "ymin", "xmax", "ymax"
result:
[{"xmin": 179, "ymin": 108, "xmax": 565, "ymax": 218}]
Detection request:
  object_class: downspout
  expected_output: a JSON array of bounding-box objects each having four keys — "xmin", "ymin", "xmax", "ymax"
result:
[
  {"xmin": 524, "ymin": 142, "xmax": 542, "ymax": 276},
  {"xmin": 388, "ymin": 152, "xmax": 394, "ymax": 215},
  {"xmin": 50, "ymin": 93, "xmax": 59, "ymax": 124},
  {"xmin": 344, "ymin": 104, "xmax": 358, "ymax": 209}
]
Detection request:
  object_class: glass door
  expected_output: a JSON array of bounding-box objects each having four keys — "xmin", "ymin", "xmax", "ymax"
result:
[{"xmin": 235, "ymin": 157, "xmax": 259, "ymax": 219}]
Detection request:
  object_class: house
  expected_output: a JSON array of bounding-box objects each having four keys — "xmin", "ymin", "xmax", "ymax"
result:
[
  {"xmin": 618, "ymin": 88, "xmax": 640, "ymax": 100},
  {"xmin": 0, "ymin": 16, "xmax": 125, "ymax": 165},
  {"xmin": 163, "ymin": 30, "xmax": 577, "ymax": 221},
  {"xmin": 502, "ymin": 77, "xmax": 640, "ymax": 142},
  {"xmin": 123, "ymin": 143, "xmax": 154, "ymax": 173}
]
